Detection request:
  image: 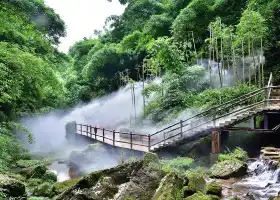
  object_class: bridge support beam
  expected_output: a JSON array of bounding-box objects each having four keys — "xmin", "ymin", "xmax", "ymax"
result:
[{"xmin": 211, "ymin": 130, "xmax": 221, "ymax": 154}]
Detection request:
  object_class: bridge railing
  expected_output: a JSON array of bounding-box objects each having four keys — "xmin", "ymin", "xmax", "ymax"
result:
[
  {"xmin": 75, "ymin": 123, "xmax": 150, "ymax": 150},
  {"xmin": 149, "ymin": 85, "xmax": 275, "ymax": 149}
]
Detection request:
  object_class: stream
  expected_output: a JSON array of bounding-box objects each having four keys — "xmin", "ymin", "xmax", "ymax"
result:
[{"xmin": 231, "ymin": 157, "xmax": 280, "ymax": 199}]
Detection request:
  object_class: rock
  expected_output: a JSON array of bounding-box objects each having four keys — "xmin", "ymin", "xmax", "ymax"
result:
[
  {"xmin": 52, "ymin": 178, "xmax": 80, "ymax": 195},
  {"xmin": 184, "ymin": 192, "xmax": 220, "ymax": 200},
  {"xmin": 261, "ymin": 147, "xmax": 280, "ymax": 162},
  {"xmin": 20, "ymin": 165, "xmax": 47, "ymax": 179},
  {"xmin": 56, "ymin": 160, "xmax": 143, "ymax": 200},
  {"xmin": 116, "ymin": 165, "xmax": 165, "ymax": 200},
  {"xmin": 210, "ymin": 159, "xmax": 247, "ymax": 179},
  {"xmin": 143, "ymin": 152, "xmax": 160, "ymax": 166},
  {"xmin": 185, "ymin": 170, "xmax": 206, "ymax": 194},
  {"xmin": 42, "ymin": 171, "xmax": 57, "ymax": 182},
  {"xmin": 75, "ymin": 177, "xmax": 118, "ymax": 200},
  {"xmin": 205, "ymin": 183, "xmax": 222, "ymax": 196},
  {"xmin": 33, "ymin": 182, "xmax": 55, "ymax": 197},
  {"xmin": 152, "ymin": 173, "xmax": 183, "ymax": 200},
  {"xmin": 0, "ymin": 173, "xmax": 25, "ymax": 197}
]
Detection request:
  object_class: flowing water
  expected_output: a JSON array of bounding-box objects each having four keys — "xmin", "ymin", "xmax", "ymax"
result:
[{"xmin": 232, "ymin": 157, "xmax": 280, "ymax": 199}]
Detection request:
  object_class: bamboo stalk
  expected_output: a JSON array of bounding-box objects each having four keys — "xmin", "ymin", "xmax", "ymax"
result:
[
  {"xmin": 191, "ymin": 31, "xmax": 198, "ymax": 64},
  {"xmin": 252, "ymin": 40, "xmax": 257, "ymax": 84},
  {"xmin": 248, "ymin": 38, "xmax": 251, "ymax": 85},
  {"xmin": 242, "ymin": 40, "xmax": 245, "ymax": 82},
  {"xmin": 261, "ymin": 37, "xmax": 264, "ymax": 87}
]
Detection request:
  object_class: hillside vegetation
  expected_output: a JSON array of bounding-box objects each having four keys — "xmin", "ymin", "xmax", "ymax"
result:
[{"xmin": 1, "ymin": 0, "xmax": 280, "ymax": 197}]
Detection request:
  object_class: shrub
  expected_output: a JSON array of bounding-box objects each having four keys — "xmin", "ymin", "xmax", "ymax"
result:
[
  {"xmin": 218, "ymin": 147, "xmax": 248, "ymax": 162},
  {"xmin": 161, "ymin": 157, "xmax": 193, "ymax": 174}
]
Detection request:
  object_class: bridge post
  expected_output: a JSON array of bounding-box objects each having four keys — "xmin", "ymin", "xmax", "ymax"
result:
[
  {"xmin": 148, "ymin": 134, "xmax": 151, "ymax": 152},
  {"xmin": 180, "ymin": 120, "xmax": 183, "ymax": 137},
  {"xmin": 94, "ymin": 127, "xmax": 97, "ymax": 139},
  {"xmin": 130, "ymin": 132, "xmax": 133, "ymax": 149},
  {"xmin": 113, "ymin": 130, "xmax": 115, "ymax": 146},
  {"xmin": 211, "ymin": 130, "xmax": 221, "ymax": 154},
  {"xmin": 103, "ymin": 128, "xmax": 105, "ymax": 142}
]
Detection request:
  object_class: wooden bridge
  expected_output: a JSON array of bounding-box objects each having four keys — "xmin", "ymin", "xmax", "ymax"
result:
[{"xmin": 72, "ymin": 74, "xmax": 280, "ymax": 153}]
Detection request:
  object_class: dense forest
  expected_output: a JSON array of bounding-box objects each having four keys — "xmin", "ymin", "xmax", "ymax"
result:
[{"xmin": 1, "ymin": 0, "xmax": 280, "ymax": 198}]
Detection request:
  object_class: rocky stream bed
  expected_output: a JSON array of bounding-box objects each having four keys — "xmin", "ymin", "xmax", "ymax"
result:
[{"xmin": 2, "ymin": 146, "xmax": 280, "ymax": 200}]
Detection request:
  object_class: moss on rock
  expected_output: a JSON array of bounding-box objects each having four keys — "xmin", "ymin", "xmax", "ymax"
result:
[
  {"xmin": 210, "ymin": 159, "xmax": 247, "ymax": 179},
  {"xmin": 52, "ymin": 177, "xmax": 80, "ymax": 194},
  {"xmin": 205, "ymin": 183, "xmax": 222, "ymax": 196},
  {"xmin": 152, "ymin": 173, "xmax": 183, "ymax": 200},
  {"xmin": 0, "ymin": 173, "xmax": 25, "ymax": 197},
  {"xmin": 143, "ymin": 153, "xmax": 160, "ymax": 166},
  {"xmin": 185, "ymin": 170, "xmax": 206, "ymax": 193},
  {"xmin": 184, "ymin": 192, "xmax": 220, "ymax": 200}
]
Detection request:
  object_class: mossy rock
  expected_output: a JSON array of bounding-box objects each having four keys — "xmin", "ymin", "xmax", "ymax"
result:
[
  {"xmin": 43, "ymin": 171, "xmax": 57, "ymax": 183},
  {"xmin": 205, "ymin": 183, "xmax": 222, "ymax": 196},
  {"xmin": 143, "ymin": 153, "xmax": 160, "ymax": 166},
  {"xmin": 184, "ymin": 192, "xmax": 220, "ymax": 200},
  {"xmin": 20, "ymin": 165, "xmax": 47, "ymax": 179},
  {"xmin": 218, "ymin": 148, "xmax": 248, "ymax": 162},
  {"xmin": 152, "ymin": 173, "xmax": 184, "ymax": 200},
  {"xmin": 16, "ymin": 160, "xmax": 41, "ymax": 168},
  {"xmin": 56, "ymin": 161, "xmax": 143, "ymax": 200},
  {"xmin": 33, "ymin": 182, "xmax": 54, "ymax": 197},
  {"xmin": 52, "ymin": 178, "xmax": 80, "ymax": 194},
  {"xmin": 210, "ymin": 159, "xmax": 247, "ymax": 179},
  {"xmin": 185, "ymin": 170, "xmax": 206, "ymax": 193},
  {"xmin": 0, "ymin": 173, "xmax": 25, "ymax": 197}
]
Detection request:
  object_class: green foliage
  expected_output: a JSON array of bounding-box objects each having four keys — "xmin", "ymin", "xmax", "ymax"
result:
[
  {"xmin": 143, "ymin": 14, "xmax": 173, "ymax": 38},
  {"xmin": 16, "ymin": 160, "xmax": 41, "ymax": 168},
  {"xmin": 33, "ymin": 182, "xmax": 55, "ymax": 197},
  {"xmin": 218, "ymin": 147, "xmax": 248, "ymax": 162},
  {"xmin": 161, "ymin": 157, "xmax": 194, "ymax": 174}
]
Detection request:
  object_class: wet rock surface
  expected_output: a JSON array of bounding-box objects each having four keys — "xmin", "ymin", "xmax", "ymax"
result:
[{"xmin": 210, "ymin": 159, "xmax": 247, "ymax": 179}]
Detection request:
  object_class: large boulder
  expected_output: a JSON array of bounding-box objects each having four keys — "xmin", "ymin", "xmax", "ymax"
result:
[
  {"xmin": 210, "ymin": 159, "xmax": 247, "ymax": 179},
  {"xmin": 0, "ymin": 173, "xmax": 25, "ymax": 197},
  {"xmin": 205, "ymin": 183, "xmax": 222, "ymax": 196},
  {"xmin": 116, "ymin": 165, "xmax": 165, "ymax": 200},
  {"xmin": 152, "ymin": 173, "xmax": 183, "ymax": 200},
  {"xmin": 56, "ymin": 161, "xmax": 143, "ymax": 200}
]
